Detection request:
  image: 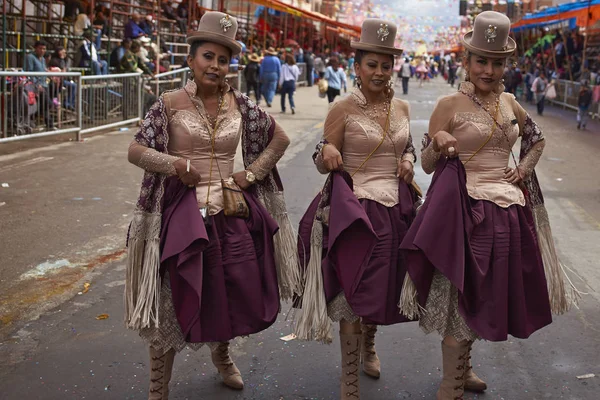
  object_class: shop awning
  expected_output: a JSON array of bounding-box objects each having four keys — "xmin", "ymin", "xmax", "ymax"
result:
[
  {"xmin": 250, "ymin": 0, "xmax": 361, "ymax": 36},
  {"xmin": 512, "ymin": 0, "xmax": 600, "ymax": 32}
]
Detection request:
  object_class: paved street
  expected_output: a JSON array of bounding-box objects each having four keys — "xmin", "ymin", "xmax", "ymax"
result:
[{"xmin": 1, "ymin": 79, "xmax": 599, "ymax": 400}]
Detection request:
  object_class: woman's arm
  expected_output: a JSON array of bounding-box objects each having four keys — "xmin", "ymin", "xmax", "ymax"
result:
[
  {"xmin": 421, "ymin": 97, "xmax": 454, "ymax": 174},
  {"xmin": 127, "ymin": 97, "xmax": 181, "ymax": 175},
  {"xmin": 246, "ymin": 121, "xmax": 290, "ymax": 180},
  {"xmin": 313, "ymin": 102, "xmax": 345, "ymax": 174},
  {"xmin": 511, "ymin": 94, "xmax": 545, "ymax": 181}
]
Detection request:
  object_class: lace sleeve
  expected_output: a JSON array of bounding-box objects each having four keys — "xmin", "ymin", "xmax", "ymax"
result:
[
  {"xmin": 312, "ymin": 102, "xmax": 346, "ymax": 174},
  {"xmin": 128, "ymin": 141, "xmax": 179, "ymax": 175},
  {"xmin": 401, "ymin": 132, "xmax": 417, "ymax": 164},
  {"xmin": 313, "ymin": 139, "xmax": 329, "ymax": 174},
  {"xmin": 421, "ymin": 138, "xmax": 440, "ymax": 175},
  {"xmin": 247, "ymin": 121, "xmax": 290, "ymax": 180},
  {"xmin": 518, "ymin": 140, "xmax": 545, "ymax": 179}
]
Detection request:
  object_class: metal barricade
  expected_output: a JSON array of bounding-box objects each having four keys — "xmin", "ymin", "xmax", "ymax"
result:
[
  {"xmin": 297, "ymin": 62, "xmax": 308, "ymax": 86},
  {"xmin": 1, "ymin": 71, "xmax": 82, "ymax": 143},
  {"xmin": 547, "ymin": 79, "xmax": 600, "ymax": 119},
  {"xmin": 152, "ymin": 68, "xmax": 190, "ymax": 98},
  {"xmin": 0, "ymin": 67, "xmax": 244, "ymax": 143},
  {"xmin": 79, "ymin": 73, "xmax": 143, "ymax": 135}
]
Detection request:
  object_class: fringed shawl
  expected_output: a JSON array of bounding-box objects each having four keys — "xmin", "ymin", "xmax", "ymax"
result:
[
  {"xmin": 125, "ymin": 86, "xmax": 302, "ymax": 330},
  {"xmin": 519, "ymin": 115, "xmax": 580, "ymax": 314}
]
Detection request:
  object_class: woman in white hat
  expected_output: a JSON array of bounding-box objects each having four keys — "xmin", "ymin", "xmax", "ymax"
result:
[
  {"xmin": 126, "ymin": 12, "xmax": 301, "ymax": 399},
  {"xmin": 400, "ymin": 11, "xmax": 575, "ymax": 400},
  {"xmin": 296, "ymin": 18, "xmax": 418, "ymax": 400}
]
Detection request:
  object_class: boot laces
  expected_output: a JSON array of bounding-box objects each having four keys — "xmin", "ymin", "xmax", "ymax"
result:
[
  {"xmin": 453, "ymin": 349, "xmax": 468, "ymax": 393},
  {"xmin": 150, "ymin": 353, "xmax": 168, "ymax": 394},
  {"xmin": 214, "ymin": 343, "xmax": 235, "ymax": 371},
  {"xmin": 362, "ymin": 325, "xmax": 377, "ymax": 356},
  {"xmin": 345, "ymin": 343, "xmax": 360, "ymax": 397}
]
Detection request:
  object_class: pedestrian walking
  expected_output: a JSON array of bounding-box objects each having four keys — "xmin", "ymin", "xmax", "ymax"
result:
[
  {"xmin": 525, "ymin": 68, "xmax": 535, "ymax": 103},
  {"xmin": 577, "ymin": 79, "xmax": 593, "ymax": 130},
  {"xmin": 314, "ymin": 54, "xmax": 326, "ymax": 80},
  {"xmin": 244, "ymin": 53, "xmax": 261, "ymax": 104},
  {"xmin": 401, "ymin": 12, "xmax": 576, "ymax": 400},
  {"xmin": 532, "ymin": 71, "xmax": 549, "ymax": 115},
  {"xmin": 416, "ymin": 59, "xmax": 428, "ymax": 87},
  {"xmin": 324, "ymin": 57, "xmax": 347, "ymax": 103},
  {"xmin": 279, "ymin": 54, "xmax": 300, "ymax": 114},
  {"xmin": 447, "ymin": 53, "xmax": 457, "ymax": 87},
  {"xmin": 125, "ymin": 12, "xmax": 301, "ymax": 399},
  {"xmin": 259, "ymin": 47, "xmax": 280, "ymax": 107},
  {"xmin": 305, "ymin": 50, "xmax": 315, "ymax": 87},
  {"xmin": 400, "ymin": 57, "xmax": 412, "ymax": 95},
  {"xmin": 296, "ymin": 18, "xmax": 418, "ymax": 400}
]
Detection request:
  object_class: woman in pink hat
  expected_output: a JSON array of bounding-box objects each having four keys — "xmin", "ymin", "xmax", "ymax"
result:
[
  {"xmin": 296, "ymin": 18, "xmax": 419, "ymax": 400},
  {"xmin": 126, "ymin": 12, "xmax": 301, "ymax": 399},
  {"xmin": 400, "ymin": 11, "xmax": 576, "ymax": 400}
]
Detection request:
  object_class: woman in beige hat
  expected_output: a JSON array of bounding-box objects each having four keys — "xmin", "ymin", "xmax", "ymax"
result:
[
  {"xmin": 400, "ymin": 11, "xmax": 575, "ymax": 400},
  {"xmin": 296, "ymin": 18, "xmax": 418, "ymax": 400},
  {"xmin": 126, "ymin": 11, "xmax": 302, "ymax": 399}
]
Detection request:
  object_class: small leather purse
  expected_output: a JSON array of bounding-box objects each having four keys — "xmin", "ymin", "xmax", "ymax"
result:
[{"xmin": 221, "ymin": 177, "xmax": 250, "ymax": 219}]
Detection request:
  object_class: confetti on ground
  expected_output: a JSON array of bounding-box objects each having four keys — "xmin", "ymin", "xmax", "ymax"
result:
[
  {"xmin": 280, "ymin": 333, "xmax": 296, "ymax": 341},
  {"xmin": 1, "ymin": 183, "xmax": 9, "ymax": 188},
  {"xmin": 82, "ymin": 282, "xmax": 91, "ymax": 294},
  {"xmin": 96, "ymin": 314, "xmax": 109, "ymax": 320},
  {"xmin": 577, "ymin": 373, "xmax": 595, "ymax": 379}
]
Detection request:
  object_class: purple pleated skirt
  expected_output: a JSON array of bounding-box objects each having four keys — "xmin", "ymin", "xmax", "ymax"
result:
[
  {"xmin": 462, "ymin": 198, "xmax": 552, "ymax": 340},
  {"xmin": 416, "ymin": 198, "xmax": 553, "ymax": 342},
  {"xmin": 162, "ymin": 180, "xmax": 280, "ymax": 344},
  {"xmin": 322, "ymin": 198, "xmax": 414, "ymax": 326}
]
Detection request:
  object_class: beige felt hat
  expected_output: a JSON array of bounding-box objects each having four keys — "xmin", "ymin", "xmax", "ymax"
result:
[
  {"xmin": 265, "ymin": 47, "xmax": 278, "ymax": 56},
  {"xmin": 351, "ymin": 18, "xmax": 402, "ymax": 56},
  {"xmin": 462, "ymin": 11, "xmax": 516, "ymax": 58},
  {"xmin": 186, "ymin": 12, "xmax": 242, "ymax": 56},
  {"xmin": 248, "ymin": 53, "xmax": 260, "ymax": 62}
]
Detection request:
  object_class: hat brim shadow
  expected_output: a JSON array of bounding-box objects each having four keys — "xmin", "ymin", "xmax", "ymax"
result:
[
  {"xmin": 350, "ymin": 42, "xmax": 403, "ymax": 56},
  {"xmin": 461, "ymin": 32, "xmax": 516, "ymax": 58},
  {"xmin": 187, "ymin": 32, "xmax": 242, "ymax": 56}
]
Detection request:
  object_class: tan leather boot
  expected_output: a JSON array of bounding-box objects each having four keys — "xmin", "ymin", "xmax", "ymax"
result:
[
  {"xmin": 360, "ymin": 324, "xmax": 381, "ymax": 379},
  {"xmin": 436, "ymin": 341, "xmax": 469, "ymax": 400},
  {"xmin": 211, "ymin": 342, "xmax": 244, "ymax": 390},
  {"xmin": 149, "ymin": 347, "xmax": 175, "ymax": 400},
  {"xmin": 464, "ymin": 342, "xmax": 487, "ymax": 392},
  {"xmin": 340, "ymin": 333, "xmax": 361, "ymax": 399}
]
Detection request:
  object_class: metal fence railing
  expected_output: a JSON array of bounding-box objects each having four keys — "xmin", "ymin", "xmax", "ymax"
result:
[
  {"xmin": 1, "ymin": 62, "xmax": 309, "ymax": 143},
  {"xmin": 1, "ymin": 71, "xmax": 82, "ymax": 143},
  {"xmin": 80, "ymin": 73, "xmax": 143, "ymax": 135},
  {"xmin": 545, "ymin": 79, "xmax": 600, "ymax": 119}
]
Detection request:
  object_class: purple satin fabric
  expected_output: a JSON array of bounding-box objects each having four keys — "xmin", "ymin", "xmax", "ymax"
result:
[
  {"xmin": 299, "ymin": 172, "xmax": 416, "ymax": 325},
  {"xmin": 400, "ymin": 158, "xmax": 552, "ymax": 341},
  {"xmin": 160, "ymin": 177, "xmax": 280, "ymax": 343}
]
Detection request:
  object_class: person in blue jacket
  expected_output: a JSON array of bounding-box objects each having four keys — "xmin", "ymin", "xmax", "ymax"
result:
[{"xmin": 259, "ymin": 47, "xmax": 281, "ymax": 107}]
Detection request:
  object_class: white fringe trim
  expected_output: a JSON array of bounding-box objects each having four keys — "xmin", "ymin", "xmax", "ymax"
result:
[
  {"xmin": 272, "ymin": 212, "xmax": 304, "ymax": 301},
  {"xmin": 259, "ymin": 190, "xmax": 304, "ymax": 301},
  {"xmin": 397, "ymin": 272, "xmax": 424, "ymax": 320},
  {"xmin": 294, "ymin": 221, "xmax": 333, "ymax": 344},
  {"xmin": 532, "ymin": 205, "xmax": 581, "ymax": 314},
  {"xmin": 124, "ymin": 211, "xmax": 162, "ymax": 330}
]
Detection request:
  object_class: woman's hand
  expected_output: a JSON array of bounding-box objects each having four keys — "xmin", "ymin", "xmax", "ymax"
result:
[
  {"xmin": 397, "ymin": 160, "xmax": 414, "ymax": 183},
  {"xmin": 174, "ymin": 159, "xmax": 202, "ymax": 187},
  {"xmin": 322, "ymin": 144, "xmax": 344, "ymax": 172},
  {"xmin": 432, "ymin": 131, "xmax": 459, "ymax": 158},
  {"xmin": 232, "ymin": 171, "xmax": 252, "ymax": 190},
  {"xmin": 504, "ymin": 166, "xmax": 524, "ymax": 185}
]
